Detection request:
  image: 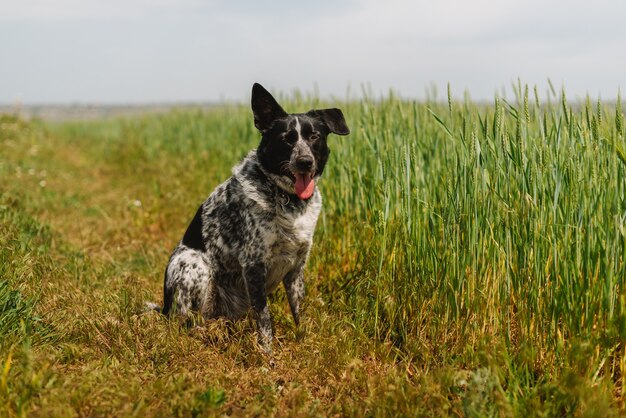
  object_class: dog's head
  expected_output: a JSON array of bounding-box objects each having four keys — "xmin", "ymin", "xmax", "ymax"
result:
[{"xmin": 252, "ymin": 83, "xmax": 350, "ymax": 200}]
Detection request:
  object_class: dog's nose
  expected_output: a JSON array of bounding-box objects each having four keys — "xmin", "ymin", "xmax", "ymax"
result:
[{"xmin": 295, "ymin": 155, "xmax": 314, "ymax": 171}]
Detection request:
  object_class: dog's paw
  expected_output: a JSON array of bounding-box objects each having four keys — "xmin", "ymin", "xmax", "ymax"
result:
[
  {"xmin": 143, "ymin": 301, "xmax": 161, "ymax": 313},
  {"xmin": 259, "ymin": 339, "xmax": 273, "ymax": 355}
]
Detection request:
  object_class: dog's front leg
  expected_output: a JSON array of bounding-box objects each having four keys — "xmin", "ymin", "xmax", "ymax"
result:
[
  {"xmin": 244, "ymin": 263, "xmax": 273, "ymax": 353},
  {"xmin": 283, "ymin": 262, "xmax": 305, "ymax": 326}
]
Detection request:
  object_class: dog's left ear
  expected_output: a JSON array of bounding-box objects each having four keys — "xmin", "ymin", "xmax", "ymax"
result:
[
  {"xmin": 308, "ymin": 108, "xmax": 350, "ymax": 136},
  {"xmin": 251, "ymin": 83, "xmax": 288, "ymax": 133}
]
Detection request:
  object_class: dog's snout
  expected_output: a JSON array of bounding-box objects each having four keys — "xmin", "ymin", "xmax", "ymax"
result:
[{"xmin": 295, "ymin": 155, "xmax": 314, "ymax": 171}]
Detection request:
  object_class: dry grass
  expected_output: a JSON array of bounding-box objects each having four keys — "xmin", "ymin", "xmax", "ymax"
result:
[{"xmin": 0, "ymin": 113, "xmax": 431, "ymax": 417}]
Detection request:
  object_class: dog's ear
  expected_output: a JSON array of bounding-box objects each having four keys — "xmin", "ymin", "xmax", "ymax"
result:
[
  {"xmin": 251, "ymin": 83, "xmax": 288, "ymax": 133},
  {"xmin": 308, "ymin": 108, "xmax": 350, "ymax": 136}
]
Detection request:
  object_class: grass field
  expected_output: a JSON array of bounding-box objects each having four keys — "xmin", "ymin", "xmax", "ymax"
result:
[{"xmin": 1, "ymin": 84, "xmax": 626, "ymax": 416}]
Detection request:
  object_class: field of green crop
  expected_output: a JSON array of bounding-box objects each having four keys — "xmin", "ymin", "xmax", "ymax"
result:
[{"xmin": 1, "ymin": 84, "xmax": 626, "ymax": 416}]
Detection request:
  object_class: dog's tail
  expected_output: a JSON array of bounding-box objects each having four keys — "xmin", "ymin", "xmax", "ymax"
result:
[
  {"xmin": 144, "ymin": 301, "xmax": 162, "ymax": 313},
  {"xmin": 144, "ymin": 289, "xmax": 173, "ymax": 315},
  {"xmin": 145, "ymin": 271, "xmax": 174, "ymax": 315}
]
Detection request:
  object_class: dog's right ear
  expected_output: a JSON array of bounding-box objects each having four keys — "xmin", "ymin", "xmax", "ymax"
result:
[{"xmin": 251, "ymin": 83, "xmax": 287, "ymax": 133}]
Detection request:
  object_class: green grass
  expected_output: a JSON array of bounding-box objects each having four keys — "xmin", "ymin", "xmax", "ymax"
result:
[{"xmin": 0, "ymin": 84, "xmax": 625, "ymax": 416}]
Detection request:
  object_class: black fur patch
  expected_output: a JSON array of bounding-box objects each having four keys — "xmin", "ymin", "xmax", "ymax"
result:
[{"xmin": 181, "ymin": 205, "xmax": 206, "ymax": 252}]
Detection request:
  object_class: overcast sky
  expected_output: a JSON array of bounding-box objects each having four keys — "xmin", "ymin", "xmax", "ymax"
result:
[{"xmin": 1, "ymin": 0, "xmax": 625, "ymax": 104}]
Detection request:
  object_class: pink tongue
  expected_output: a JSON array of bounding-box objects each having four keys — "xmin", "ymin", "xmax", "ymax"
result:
[{"xmin": 294, "ymin": 173, "xmax": 315, "ymax": 199}]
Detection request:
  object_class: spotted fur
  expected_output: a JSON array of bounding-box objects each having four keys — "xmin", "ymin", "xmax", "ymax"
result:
[{"xmin": 162, "ymin": 83, "xmax": 349, "ymax": 352}]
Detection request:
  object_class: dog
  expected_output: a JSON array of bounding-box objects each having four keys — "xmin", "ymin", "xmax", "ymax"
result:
[{"xmin": 161, "ymin": 83, "xmax": 349, "ymax": 352}]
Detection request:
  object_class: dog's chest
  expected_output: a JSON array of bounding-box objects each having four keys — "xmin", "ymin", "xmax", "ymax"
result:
[{"xmin": 263, "ymin": 201, "xmax": 320, "ymax": 292}]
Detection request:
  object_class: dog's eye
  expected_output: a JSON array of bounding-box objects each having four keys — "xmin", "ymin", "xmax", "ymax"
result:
[
  {"xmin": 310, "ymin": 133, "xmax": 320, "ymax": 141},
  {"xmin": 283, "ymin": 131, "xmax": 298, "ymax": 144}
]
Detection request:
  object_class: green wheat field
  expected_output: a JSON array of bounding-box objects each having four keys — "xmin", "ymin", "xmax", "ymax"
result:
[{"xmin": 1, "ymin": 83, "xmax": 626, "ymax": 416}]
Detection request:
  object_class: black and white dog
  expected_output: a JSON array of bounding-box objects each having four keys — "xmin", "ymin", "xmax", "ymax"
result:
[{"xmin": 162, "ymin": 83, "xmax": 349, "ymax": 352}]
